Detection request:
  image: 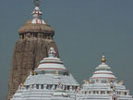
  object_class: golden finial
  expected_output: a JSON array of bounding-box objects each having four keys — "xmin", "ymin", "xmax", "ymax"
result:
[{"xmin": 101, "ymin": 55, "xmax": 106, "ymax": 63}]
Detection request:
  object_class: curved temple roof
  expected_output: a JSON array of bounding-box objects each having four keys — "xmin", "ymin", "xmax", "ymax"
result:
[
  {"xmin": 18, "ymin": 0, "xmax": 54, "ymax": 34},
  {"xmin": 11, "ymin": 47, "xmax": 79, "ymax": 100},
  {"xmin": 91, "ymin": 55, "xmax": 116, "ymax": 79}
]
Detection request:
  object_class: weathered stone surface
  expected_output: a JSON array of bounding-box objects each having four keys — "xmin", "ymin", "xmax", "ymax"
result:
[
  {"xmin": 8, "ymin": 37, "xmax": 59, "ymax": 100},
  {"xmin": 8, "ymin": 1, "xmax": 59, "ymax": 99}
]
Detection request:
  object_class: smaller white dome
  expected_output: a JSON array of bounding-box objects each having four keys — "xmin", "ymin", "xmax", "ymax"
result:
[
  {"xmin": 36, "ymin": 47, "xmax": 67, "ymax": 72},
  {"xmin": 91, "ymin": 56, "xmax": 116, "ymax": 80},
  {"xmin": 94, "ymin": 70, "xmax": 113, "ymax": 74},
  {"xmin": 38, "ymin": 63, "xmax": 66, "ymax": 70},
  {"xmin": 96, "ymin": 63, "xmax": 111, "ymax": 70},
  {"xmin": 91, "ymin": 73, "xmax": 116, "ymax": 79},
  {"xmin": 91, "ymin": 69, "xmax": 116, "ymax": 79}
]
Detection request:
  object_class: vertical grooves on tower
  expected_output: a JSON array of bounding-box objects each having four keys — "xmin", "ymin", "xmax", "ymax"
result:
[{"xmin": 7, "ymin": 0, "xmax": 59, "ymax": 99}]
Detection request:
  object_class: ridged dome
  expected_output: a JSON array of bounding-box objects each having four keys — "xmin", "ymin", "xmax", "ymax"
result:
[
  {"xmin": 36, "ymin": 47, "xmax": 66, "ymax": 72},
  {"xmin": 91, "ymin": 55, "xmax": 116, "ymax": 80},
  {"xmin": 18, "ymin": 20, "xmax": 55, "ymax": 34}
]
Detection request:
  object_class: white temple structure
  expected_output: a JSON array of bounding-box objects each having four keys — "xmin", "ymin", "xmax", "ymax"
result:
[
  {"xmin": 10, "ymin": 0, "xmax": 133, "ymax": 100},
  {"xmin": 77, "ymin": 56, "xmax": 133, "ymax": 100},
  {"xmin": 11, "ymin": 50, "xmax": 133, "ymax": 100},
  {"xmin": 10, "ymin": 47, "xmax": 79, "ymax": 100}
]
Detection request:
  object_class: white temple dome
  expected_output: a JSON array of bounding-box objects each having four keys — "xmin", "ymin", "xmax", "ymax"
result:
[
  {"xmin": 91, "ymin": 55, "xmax": 116, "ymax": 80},
  {"xmin": 36, "ymin": 47, "xmax": 67, "ymax": 72},
  {"xmin": 96, "ymin": 63, "xmax": 111, "ymax": 70},
  {"xmin": 11, "ymin": 46, "xmax": 79, "ymax": 100}
]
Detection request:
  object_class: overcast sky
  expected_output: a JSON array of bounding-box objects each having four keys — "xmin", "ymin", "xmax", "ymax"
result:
[{"xmin": 0, "ymin": 0, "xmax": 133, "ymax": 99}]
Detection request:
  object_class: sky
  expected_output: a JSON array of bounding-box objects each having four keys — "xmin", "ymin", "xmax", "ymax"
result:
[{"xmin": 0, "ymin": 0, "xmax": 133, "ymax": 99}]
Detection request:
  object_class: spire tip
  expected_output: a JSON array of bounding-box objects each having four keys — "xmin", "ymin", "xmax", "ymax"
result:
[
  {"xmin": 101, "ymin": 55, "xmax": 106, "ymax": 63},
  {"xmin": 34, "ymin": 0, "xmax": 40, "ymax": 7},
  {"xmin": 48, "ymin": 47, "xmax": 56, "ymax": 57}
]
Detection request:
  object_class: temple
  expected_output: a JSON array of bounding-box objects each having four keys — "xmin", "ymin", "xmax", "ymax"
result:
[
  {"xmin": 8, "ymin": 0, "xmax": 133, "ymax": 100},
  {"xmin": 77, "ymin": 56, "xmax": 133, "ymax": 100},
  {"xmin": 10, "ymin": 53, "xmax": 133, "ymax": 100},
  {"xmin": 10, "ymin": 47, "xmax": 79, "ymax": 100},
  {"xmin": 8, "ymin": 0, "xmax": 58, "ymax": 99}
]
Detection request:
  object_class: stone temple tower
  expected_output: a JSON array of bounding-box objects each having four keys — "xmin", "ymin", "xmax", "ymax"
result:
[{"xmin": 8, "ymin": 0, "xmax": 59, "ymax": 99}]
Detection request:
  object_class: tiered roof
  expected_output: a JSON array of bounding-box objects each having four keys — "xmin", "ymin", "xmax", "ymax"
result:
[
  {"xmin": 78, "ymin": 56, "xmax": 133, "ymax": 100},
  {"xmin": 11, "ymin": 47, "xmax": 79, "ymax": 100},
  {"xmin": 91, "ymin": 55, "xmax": 116, "ymax": 80}
]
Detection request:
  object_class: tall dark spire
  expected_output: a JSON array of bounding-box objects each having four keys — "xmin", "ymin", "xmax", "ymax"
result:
[{"xmin": 8, "ymin": 0, "xmax": 59, "ymax": 99}]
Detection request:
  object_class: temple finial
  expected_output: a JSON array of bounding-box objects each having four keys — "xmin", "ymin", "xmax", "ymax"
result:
[
  {"xmin": 32, "ymin": 0, "xmax": 46, "ymax": 24},
  {"xmin": 48, "ymin": 47, "xmax": 56, "ymax": 57},
  {"xmin": 34, "ymin": 0, "xmax": 40, "ymax": 7},
  {"xmin": 101, "ymin": 55, "xmax": 106, "ymax": 63}
]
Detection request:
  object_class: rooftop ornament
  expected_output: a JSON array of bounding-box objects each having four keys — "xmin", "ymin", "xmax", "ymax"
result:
[
  {"xmin": 95, "ymin": 55, "xmax": 111, "ymax": 70},
  {"xmin": 48, "ymin": 47, "xmax": 56, "ymax": 57},
  {"xmin": 101, "ymin": 55, "xmax": 106, "ymax": 63}
]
